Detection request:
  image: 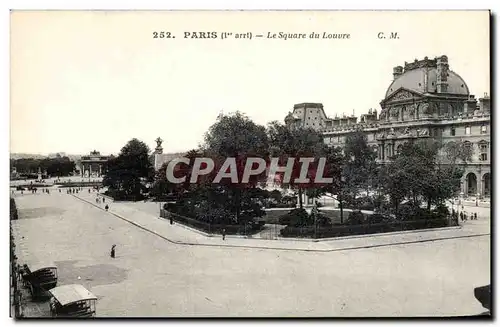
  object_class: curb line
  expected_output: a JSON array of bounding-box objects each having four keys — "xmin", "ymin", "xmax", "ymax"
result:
[
  {"xmin": 163, "ymin": 216, "xmax": 462, "ymax": 243},
  {"xmin": 71, "ymin": 195, "xmax": 490, "ymax": 253}
]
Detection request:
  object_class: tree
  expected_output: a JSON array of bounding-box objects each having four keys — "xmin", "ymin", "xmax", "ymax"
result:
[
  {"xmin": 381, "ymin": 140, "xmax": 462, "ymax": 218},
  {"xmin": 150, "ymin": 149, "xmax": 204, "ymax": 201},
  {"xmin": 11, "ymin": 157, "xmax": 76, "ymax": 177},
  {"xmin": 203, "ymin": 112, "xmax": 270, "ymax": 223},
  {"xmin": 267, "ymin": 121, "xmax": 329, "ymax": 209},
  {"xmin": 342, "ymin": 130, "xmax": 378, "ymax": 208},
  {"xmin": 103, "ymin": 138, "xmax": 154, "ymax": 200},
  {"xmin": 443, "ymin": 141, "xmax": 473, "ymax": 167}
]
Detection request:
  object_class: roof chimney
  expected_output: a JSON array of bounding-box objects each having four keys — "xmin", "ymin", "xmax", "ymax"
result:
[
  {"xmin": 436, "ymin": 55, "xmax": 449, "ymax": 93},
  {"xmin": 393, "ymin": 66, "xmax": 403, "ymax": 80}
]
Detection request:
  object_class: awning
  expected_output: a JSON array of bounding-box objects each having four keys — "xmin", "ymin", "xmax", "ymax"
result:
[{"xmin": 49, "ymin": 284, "xmax": 97, "ymax": 306}]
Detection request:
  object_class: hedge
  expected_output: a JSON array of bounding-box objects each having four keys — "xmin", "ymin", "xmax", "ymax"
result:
[
  {"xmin": 159, "ymin": 209, "xmax": 265, "ymax": 235},
  {"xmin": 104, "ymin": 189, "xmax": 145, "ymax": 201},
  {"xmin": 265, "ymin": 203, "xmax": 296, "ymax": 209},
  {"xmin": 280, "ymin": 217, "xmax": 457, "ymax": 238}
]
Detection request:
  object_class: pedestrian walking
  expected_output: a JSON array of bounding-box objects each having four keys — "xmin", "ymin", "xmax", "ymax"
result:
[
  {"xmin": 102, "ymin": 198, "xmax": 105, "ymax": 203},
  {"xmin": 110, "ymin": 244, "xmax": 116, "ymax": 258},
  {"xmin": 105, "ymin": 204, "xmax": 109, "ymax": 211},
  {"xmin": 474, "ymin": 213, "xmax": 478, "ymax": 220},
  {"xmin": 170, "ymin": 215, "xmax": 173, "ymax": 225},
  {"xmin": 460, "ymin": 211, "xmax": 464, "ymax": 221},
  {"xmin": 222, "ymin": 228, "xmax": 226, "ymax": 241}
]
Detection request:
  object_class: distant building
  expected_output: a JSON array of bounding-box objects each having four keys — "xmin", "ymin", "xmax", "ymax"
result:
[
  {"xmin": 80, "ymin": 150, "xmax": 110, "ymax": 177},
  {"xmin": 285, "ymin": 55, "xmax": 490, "ymax": 199}
]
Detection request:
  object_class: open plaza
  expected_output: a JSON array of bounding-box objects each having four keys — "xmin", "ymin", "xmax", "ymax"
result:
[{"xmin": 11, "ymin": 186, "xmax": 490, "ymax": 317}]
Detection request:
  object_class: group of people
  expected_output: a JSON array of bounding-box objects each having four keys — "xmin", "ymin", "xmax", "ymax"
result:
[
  {"xmin": 461, "ymin": 212, "xmax": 479, "ymax": 221},
  {"xmin": 95, "ymin": 197, "xmax": 105, "ymax": 204},
  {"xmin": 451, "ymin": 208, "xmax": 479, "ymax": 222},
  {"xmin": 95, "ymin": 196, "xmax": 109, "ymax": 211}
]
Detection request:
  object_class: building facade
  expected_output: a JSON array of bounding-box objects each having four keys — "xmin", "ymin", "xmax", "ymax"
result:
[
  {"xmin": 80, "ymin": 150, "xmax": 110, "ymax": 177},
  {"xmin": 285, "ymin": 55, "xmax": 490, "ymax": 199}
]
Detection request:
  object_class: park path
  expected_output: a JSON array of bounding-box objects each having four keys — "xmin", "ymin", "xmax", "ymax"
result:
[{"xmin": 73, "ymin": 191, "xmax": 490, "ymax": 253}]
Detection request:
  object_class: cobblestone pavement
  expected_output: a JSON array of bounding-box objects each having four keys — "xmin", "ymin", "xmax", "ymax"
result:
[{"xmin": 11, "ymin": 191, "xmax": 490, "ymax": 317}]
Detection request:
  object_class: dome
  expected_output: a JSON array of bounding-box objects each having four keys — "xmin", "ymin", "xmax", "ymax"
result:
[{"xmin": 385, "ymin": 67, "xmax": 469, "ymax": 98}]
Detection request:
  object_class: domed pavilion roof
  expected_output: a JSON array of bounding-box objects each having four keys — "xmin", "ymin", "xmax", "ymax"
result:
[{"xmin": 385, "ymin": 57, "xmax": 469, "ymax": 99}]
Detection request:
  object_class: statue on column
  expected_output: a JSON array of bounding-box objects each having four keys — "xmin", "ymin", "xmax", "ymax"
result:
[{"xmin": 155, "ymin": 137, "xmax": 164, "ymax": 154}]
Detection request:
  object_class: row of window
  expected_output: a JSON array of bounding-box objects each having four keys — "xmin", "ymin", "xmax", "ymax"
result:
[
  {"xmin": 325, "ymin": 125, "xmax": 488, "ymax": 140},
  {"xmin": 374, "ymin": 141, "xmax": 489, "ymax": 161},
  {"xmin": 451, "ymin": 125, "xmax": 488, "ymax": 136},
  {"xmin": 305, "ymin": 122, "xmax": 322, "ymax": 127}
]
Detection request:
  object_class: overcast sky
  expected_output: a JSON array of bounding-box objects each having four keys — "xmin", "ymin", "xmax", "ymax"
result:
[{"xmin": 10, "ymin": 10, "xmax": 489, "ymax": 155}]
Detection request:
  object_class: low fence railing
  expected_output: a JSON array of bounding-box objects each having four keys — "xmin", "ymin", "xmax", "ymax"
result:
[
  {"xmin": 159, "ymin": 209, "xmax": 263, "ymax": 235},
  {"xmin": 280, "ymin": 216, "xmax": 459, "ymax": 238}
]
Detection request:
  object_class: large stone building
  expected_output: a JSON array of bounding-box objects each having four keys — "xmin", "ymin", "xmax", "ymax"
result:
[{"xmin": 285, "ymin": 55, "xmax": 490, "ymax": 199}]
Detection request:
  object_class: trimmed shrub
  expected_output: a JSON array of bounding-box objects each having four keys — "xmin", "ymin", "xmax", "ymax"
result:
[
  {"xmin": 346, "ymin": 210, "xmax": 365, "ymax": 225},
  {"xmin": 104, "ymin": 189, "xmax": 146, "ymax": 201},
  {"xmin": 368, "ymin": 213, "xmax": 390, "ymax": 224},
  {"xmin": 159, "ymin": 210, "xmax": 264, "ymax": 235},
  {"xmin": 319, "ymin": 210, "xmax": 352, "ymax": 224},
  {"xmin": 266, "ymin": 202, "xmax": 296, "ymax": 209},
  {"xmin": 278, "ymin": 208, "xmax": 310, "ymax": 227}
]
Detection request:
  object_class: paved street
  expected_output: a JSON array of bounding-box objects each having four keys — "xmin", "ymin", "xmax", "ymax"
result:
[{"xmin": 11, "ymin": 190, "xmax": 490, "ymax": 317}]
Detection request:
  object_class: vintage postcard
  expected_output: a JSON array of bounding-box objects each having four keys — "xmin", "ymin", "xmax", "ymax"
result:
[{"xmin": 9, "ymin": 10, "xmax": 491, "ymax": 318}]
